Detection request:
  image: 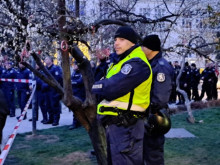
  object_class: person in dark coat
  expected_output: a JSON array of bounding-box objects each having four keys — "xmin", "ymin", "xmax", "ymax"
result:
[
  {"xmin": 172, "ymin": 61, "xmax": 183, "ymax": 104},
  {"xmin": 141, "ymin": 34, "xmax": 174, "ymax": 165},
  {"xmin": 211, "ymin": 63, "xmax": 218, "ymax": 100},
  {"xmin": 1, "ymin": 61, "xmax": 17, "ymax": 117},
  {"xmin": 29, "ymin": 64, "xmax": 47, "ymax": 123},
  {"xmin": 179, "ymin": 62, "xmax": 192, "ymax": 103},
  {"xmin": 16, "ymin": 63, "xmax": 32, "ymax": 120},
  {"xmin": 190, "ymin": 63, "xmax": 200, "ymax": 101},
  {"xmin": 92, "ymin": 26, "xmax": 152, "ymax": 165},
  {"xmin": 0, "ymin": 89, "xmax": 9, "ymax": 154},
  {"xmin": 199, "ymin": 63, "xmax": 215, "ymax": 100},
  {"xmin": 43, "ymin": 56, "xmax": 63, "ymax": 126},
  {"xmin": 69, "ymin": 62, "xmax": 85, "ymax": 129}
]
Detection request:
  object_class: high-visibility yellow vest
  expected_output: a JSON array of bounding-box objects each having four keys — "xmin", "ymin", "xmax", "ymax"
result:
[{"xmin": 97, "ymin": 46, "xmax": 152, "ymax": 116}]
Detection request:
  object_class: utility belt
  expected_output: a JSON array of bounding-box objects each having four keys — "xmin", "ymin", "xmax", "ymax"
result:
[{"xmin": 99, "ymin": 106, "xmax": 146, "ymax": 127}]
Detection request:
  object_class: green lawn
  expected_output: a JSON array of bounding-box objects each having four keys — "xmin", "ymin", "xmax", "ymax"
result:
[
  {"xmin": 4, "ymin": 107, "xmax": 220, "ymax": 165},
  {"xmin": 165, "ymin": 107, "xmax": 220, "ymax": 165}
]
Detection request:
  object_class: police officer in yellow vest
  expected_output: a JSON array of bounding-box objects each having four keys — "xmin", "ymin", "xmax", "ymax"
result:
[{"xmin": 92, "ymin": 26, "xmax": 152, "ymax": 165}]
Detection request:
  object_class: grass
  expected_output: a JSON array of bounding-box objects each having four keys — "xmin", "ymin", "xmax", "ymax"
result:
[
  {"xmin": 165, "ymin": 107, "xmax": 220, "ymax": 165},
  {"xmin": 4, "ymin": 107, "xmax": 220, "ymax": 165}
]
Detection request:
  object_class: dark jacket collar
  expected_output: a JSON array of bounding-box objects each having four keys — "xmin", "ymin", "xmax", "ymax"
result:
[{"xmin": 149, "ymin": 52, "xmax": 162, "ymax": 67}]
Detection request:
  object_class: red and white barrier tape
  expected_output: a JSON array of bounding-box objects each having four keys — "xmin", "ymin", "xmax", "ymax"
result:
[
  {"xmin": 0, "ymin": 78, "xmax": 35, "ymax": 84},
  {"xmin": 0, "ymin": 84, "xmax": 36, "ymax": 165}
]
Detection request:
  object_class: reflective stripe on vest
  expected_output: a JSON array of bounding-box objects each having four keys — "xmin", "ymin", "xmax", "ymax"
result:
[{"xmin": 97, "ymin": 46, "xmax": 152, "ymax": 116}]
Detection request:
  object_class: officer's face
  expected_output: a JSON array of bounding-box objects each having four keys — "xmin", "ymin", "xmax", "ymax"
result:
[
  {"xmin": 114, "ymin": 37, "xmax": 134, "ymax": 55},
  {"xmin": 19, "ymin": 63, "xmax": 25, "ymax": 69},
  {"xmin": 5, "ymin": 63, "xmax": 12, "ymax": 69},
  {"xmin": 44, "ymin": 57, "xmax": 52, "ymax": 67}
]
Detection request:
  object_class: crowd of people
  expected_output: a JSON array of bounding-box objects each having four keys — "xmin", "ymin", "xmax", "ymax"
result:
[
  {"xmin": 169, "ymin": 60, "xmax": 219, "ymax": 105},
  {"xmin": 0, "ymin": 54, "xmax": 63, "ymax": 127}
]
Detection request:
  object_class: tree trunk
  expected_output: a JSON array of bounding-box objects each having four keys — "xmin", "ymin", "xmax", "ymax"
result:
[{"xmin": 57, "ymin": 0, "xmax": 107, "ymax": 164}]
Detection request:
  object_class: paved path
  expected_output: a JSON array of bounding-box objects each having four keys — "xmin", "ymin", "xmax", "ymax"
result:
[
  {"xmin": 2, "ymin": 104, "xmax": 73, "ymax": 149},
  {"xmin": 165, "ymin": 128, "xmax": 195, "ymax": 138}
]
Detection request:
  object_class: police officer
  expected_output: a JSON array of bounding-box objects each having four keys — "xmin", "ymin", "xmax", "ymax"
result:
[
  {"xmin": 16, "ymin": 62, "xmax": 32, "ymax": 120},
  {"xmin": 211, "ymin": 63, "xmax": 218, "ymax": 100},
  {"xmin": 44, "ymin": 56, "xmax": 63, "ymax": 126},
  {"xmin": 92, "ymin": 26, "xmax": 152, "ymax": 164},
  {"xmin": 1, "ymin": 61, "xmax": 17, "ymax": 117},
  {"xmin": 69, "ymin": 62, "xmax": 85, "ymax": 129},
  {"xmin": 94, "ymin": 50, "xmax": 111, "ymax": 82},
  {"xmin": 141, "ymin": 34, "xmax": 174, "ymax": 165},
  {"xmin": 180, "ymin": 62, "xmax": 192, "ymax": 102},
  {"xmin": 199, "ymin": 63, "xmax": 215, "ymax": 100},
  {"xmin": 30, "ymin": 64, "xmax": 47, "ymax": 123},
  {"xmin": 172, "ymin": 61, "xmax": 182, "ymax": 104},
  {"xmin": 190, "ymin": 63, "xmax": 200, "ymax": 101}
]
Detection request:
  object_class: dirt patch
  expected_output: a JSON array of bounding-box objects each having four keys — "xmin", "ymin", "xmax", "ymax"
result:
[
  {"xmin": 52, "ymin": 151, "xmax": 93, "ymax": 165},
  {"xmin": 25, "ymin": 134, "xmax": 59, "ymax": 143}
]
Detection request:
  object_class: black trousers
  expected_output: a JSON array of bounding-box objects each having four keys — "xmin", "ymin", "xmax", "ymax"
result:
[
  {"xmin": 143, "ymin": 129, "xmax": 165, "ymax": 165},
  {"xmin": 106, "ymin": 119, "xmax": 145, "ymax": 165},
  {"xmin": 191, "ymin": 84, "xmax": 199, "ymax": 101},
  {"xmin": 0, "ymin": 114, "xmax": 7, "ymax": 154}
]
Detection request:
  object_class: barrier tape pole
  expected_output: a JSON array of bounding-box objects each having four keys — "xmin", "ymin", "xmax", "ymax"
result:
[{"xmin": 0, "ymin": 81, "xmax": 36, "ymax": 165}]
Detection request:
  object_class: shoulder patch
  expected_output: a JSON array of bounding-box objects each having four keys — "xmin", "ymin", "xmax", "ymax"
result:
[
  {"xmin": 55, "ymin": 71, "xmax": 59, "ymax": 75},
  {"xmin": 121, "ymin": 64, "xmax": 132, "ymax": 75},
  {"xmin": 158, "ymin": 59, "xmax": 165, "ymax": 65},
  {"xmin": 157, "ymin": 73, "xmax": 165, "ymax": 82}
]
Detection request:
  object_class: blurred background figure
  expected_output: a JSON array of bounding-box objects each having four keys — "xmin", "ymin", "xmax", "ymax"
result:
[
  {"xmin": 0, "ymin": 89, "xmax": 9, "ymax": 154},
  {"xmin": 43, "ymin": 56, "xmax": 63, "ymax": 126},
  {"xmin": 16, "ymin": 62, "xmax": 32, "ymax": 120},
  {"xmin": 212, "ymin": 63, "xmax": 219, "ymax": 100},
  {"xmin": 199, "ymin": 63, "xmax": 215, "ymax": 101},
  {"xmin": 179, "ymin": 62, "xmax": 191, "ymax": 104},
  {"xmin": 29, "ymin": 64, "xmax": 47, "ymax": 123},
  {"xmin": 94, "ymin": 48, "xmax": 111, "ymax": 81},
  {"xmin": 1, "ymin": 61, "xmax": 16, "ymax": 117},
  {"xmin": 69, "ymin": 61, "xmax": 85, "ymax": 130},
  {"xmin": 190, "ymin": 63, "xmax": 200, "ymax": 101}
]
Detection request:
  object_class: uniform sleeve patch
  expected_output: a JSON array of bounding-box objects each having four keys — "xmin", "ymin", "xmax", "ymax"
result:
[
  {"xmin": 92, "ymin": 84, "xmax": 103, "ymax": 89},
  {"xmin": 55, "ymin": 71, "xmax": 59, "ymax": 75},
  {"xmin": 121, "ymin": 64, "xmax": 132, "ymax": 75},
  {"xmin": 157, "ymin": 73, "xmax": 165, "ymax": 82}
]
